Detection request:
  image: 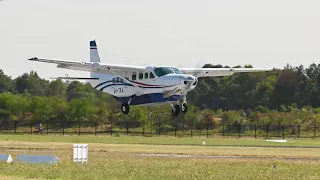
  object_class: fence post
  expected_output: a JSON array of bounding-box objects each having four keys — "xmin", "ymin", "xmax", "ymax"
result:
[
  {"xmin": 100, "ymin": 121, "xmax": 102, "ymax": 133},
  {"xmin": 46, "ymin": 121, "xmax": 48, "ymax": 135},
  {"xmin": 110, "ymin": 122, "xmax": 113, "ymax": 136},
  {"xmin": 158, "ymin": 113, "xmax": 163, "ymax": 137},
  {"xmin": 158, "ymin": 122, "xmax": 161, "ymax": 136},
  {"xmin": 30, "ymin": 119, "xmax": 32, "ymax": 134},
  {"xmin": 190, "ymin": 123, "xmax": 193, "ymax": 137},
  {"xmin": 126, "ymin": 120, "xmax": 128, "ymax": 136},
  {"xmin": 222, "ymin": 124, "xmax": 225, "ymax": 137},
  {"xmin": 94, "ymin": 121, "xmax": 97, "ymax": 136},
  {"xmin": 254, "ymin": 124, "xmax": 257, "ymax": 138},
  {"xmin": 14, "ymin": 121, "xmax": 16, "ymax": 133},
  {"xmin": 298, "ymin": 125, "xmax": 300, "ymax": 139},
  {"xmin": 266, "ymin": 124, "xmax": 269, "ymax": 138},
  {"xmin": 238, "ymin": 124, "xmax": 241, "ymax": 138},
  {"xmin": 62, "ymin": 118, "xmax": 64, "ymax": 136},
  {"xmin": 78, "ymin": 118, "xmax": 81, "ymax": 135},
  {"xmin": 205, "ymin": 123, "xmax": 209, "ymax": 138},
  {"xmin": 282, "ymin": 124, "xmax": 285, "ymax": 139},
  {"xmin": 142, "ymin": 122, "xmax": 145, "ymax": 136},
  {"xmin": 175, "ymin": 120, "xmax": 177, "ymax": 137},
  {"xmin": 314, "ymin": 124, "xmax": 316, "ymax": 139}
]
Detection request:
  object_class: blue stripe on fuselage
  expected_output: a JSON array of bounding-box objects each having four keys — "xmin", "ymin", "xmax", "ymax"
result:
[
  {"xmin": 95, "ymin": 80, "xmax": 175, "ymax": 91},
  {"xmin": 99, "ymin": 83, "xmax": 168, "ymax": 91},
  {"xmin": 98, "ymin": 83, "xmax": 174, "ymax": 91},
  {"xmin": 94, "ymin": 80, "xmax": 113, "ymax": 89}
]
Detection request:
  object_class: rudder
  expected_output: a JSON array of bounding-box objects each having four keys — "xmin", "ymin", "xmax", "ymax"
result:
[
  {"xmin": 89, "ymin": 40, "xmax": 107, "ymax": 79},
  {"xmin": 89, "ymin": 40, "xmax": 113, "ymax": 88},
  {"xmin": 90, "ymin": 40, "xmax": 100, "ymax": 63}
]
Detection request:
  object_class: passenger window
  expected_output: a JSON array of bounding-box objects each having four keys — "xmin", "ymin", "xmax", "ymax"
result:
[
  {"xmin": 132, "ymin": 74, "xmax": 136, "ymax": 80},
  {"xmin": 145, "ymin": 73, "xmax": 148, "ymax": 79},
  {"xmin": 139, "ymin": 73, "xmax": 143, "ymax": 80},
  {"xmin": 125, "ymin": 77, "xmax": 129, "ymax": 80},
  {"xmin": 112, "ymin": 78, "xmax": 116, "ymax": 83},
  {"xmin": 150, "ymin": 72, "xmax": 155, "ymax": 79},
  {"xmin": 116, "ymin": 77, "xmax": 120, "ymax": 82}
]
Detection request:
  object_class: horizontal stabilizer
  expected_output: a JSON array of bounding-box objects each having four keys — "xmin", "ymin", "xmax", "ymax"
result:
[{"xmin": 51, "ymin": 77, "xmax": 100, "ymax": 80}]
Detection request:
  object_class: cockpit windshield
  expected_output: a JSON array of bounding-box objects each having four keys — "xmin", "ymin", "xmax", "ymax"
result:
[
  {"xmin": 153, "ymin": 67, "xmax": 182, "ymax": 77},
  {"xmin": 170, "ymin": 67, "xmax": 182, "ymax": 74},
  {"xmin": 154, "ymin": 67, "xmax": 174, "ymax": 77}
]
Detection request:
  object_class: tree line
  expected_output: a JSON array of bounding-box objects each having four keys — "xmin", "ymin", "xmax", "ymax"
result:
[{"xmin": 1, "ymin": 63, "xmax": 320, "ymax": 130}]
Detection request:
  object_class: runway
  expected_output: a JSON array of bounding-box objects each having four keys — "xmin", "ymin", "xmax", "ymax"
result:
[
  {"xmin": 2, "ymin": 145, "xmax": 320, "ymax": 161},
  {"xmin": 138, "ymin": 153, "xmax": 320, "ymax": 161},
  {"xmin": 5, "ymin": 148, "xmax": 320, "ymax": 161}
]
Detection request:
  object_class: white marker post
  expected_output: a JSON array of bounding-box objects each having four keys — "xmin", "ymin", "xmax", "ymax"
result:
[
  {"xmin": 0, "ymin": 154, "xmax": 13, "ymax": 163},
  {"xmin": 73, "ymin": 144, "xmax": 88, "ymax": 163}
]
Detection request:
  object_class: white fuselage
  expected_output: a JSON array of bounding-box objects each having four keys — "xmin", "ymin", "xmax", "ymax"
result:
[{"xmin": 89, "ymin": 67, "xmax": 198, "ymax": 106}]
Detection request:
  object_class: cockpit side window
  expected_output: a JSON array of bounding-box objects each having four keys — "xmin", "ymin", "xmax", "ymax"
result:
[{"xmin": 150, "ymin": 72, "xmax": 155, "ymax": 79}]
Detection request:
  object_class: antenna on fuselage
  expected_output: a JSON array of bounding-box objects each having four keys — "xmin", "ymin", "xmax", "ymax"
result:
[{"xmin": 65, "ymin": 74, "xmax": 70, "ymax": 84}]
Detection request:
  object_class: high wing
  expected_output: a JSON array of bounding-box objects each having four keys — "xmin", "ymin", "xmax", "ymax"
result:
[
  {"xmin": 179, "ymin": 67, "xmax": 273, "ymax": 77},
  {"xmin": 28, "ymin": 57, "xmax": 146, "ymax": 74},
  {"xmin": 28, "ymin": 57, "xmax": 147, "ymax": 92},
  {"xmin": 28, "ymin": 57, "xmax": 273, "ymax": 78}
]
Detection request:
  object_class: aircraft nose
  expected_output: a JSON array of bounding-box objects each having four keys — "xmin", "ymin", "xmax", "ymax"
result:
[
  {"xmin": 182, "ymin": 75, "xmax": 198, "ymax": 87},
  {"xmin": 192, "ymin": 76, "xmax": 198, "ymax": 86}
]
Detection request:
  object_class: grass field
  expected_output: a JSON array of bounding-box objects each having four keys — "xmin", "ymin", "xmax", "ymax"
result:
[
  {"xmin": 1, "ymin": 134, "xmax": 320, "ymax": 147},
  {"xmin": 0, "ymin": 135, "xmax": 320, "ymax": 180}
]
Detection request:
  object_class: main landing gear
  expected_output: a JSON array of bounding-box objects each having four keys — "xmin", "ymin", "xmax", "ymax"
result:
[
  {"xmin": 120, "ymin": 95, "xmax": 188, "ymax": 117},
  {"xmin": 121, "ymin": 103, "xmax": 130, "ymax": 114},
  {"xmin": 172, "ymin": 104, "xmax": 180, "ymax": 116},
  {"xmin": 171, "ymin": 102, "xmax": 188, "ymax": 117},
  {"xmin": 121, "ymin": 96, "xmax": 134, "ymax": 115}
]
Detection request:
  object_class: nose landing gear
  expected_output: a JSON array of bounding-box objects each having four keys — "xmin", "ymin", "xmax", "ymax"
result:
[
  {"xmin": 181, "ymin": 95, "xmax": 188, "ymax": 113},
  {"xmin": 172, "ymin": 104, "xmax": 180, "ymax": 117},
  {"xmin": 171, "ymin": 103, "xmax": 188, "ymax": 117},
  {"xmin": 171, "ymin": 95, "xmax": 188, "ymax": 117}
]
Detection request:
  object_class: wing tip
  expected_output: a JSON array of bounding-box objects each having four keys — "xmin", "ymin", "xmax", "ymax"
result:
[{"xmin": 28, "ymin": 57, "xmax": 38, "ymax": 61}]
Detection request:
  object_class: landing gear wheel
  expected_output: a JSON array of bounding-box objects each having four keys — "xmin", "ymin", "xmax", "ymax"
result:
[
  {"xmin": 181, "ymin": 103, "xmax": 188, "ymax": 113},
  {"xmin": 172, "ymin": 104, "xmax": 180, "ymax": 117},
  {"xmin": 121, "ymin": 103, "xmax": 130, "ymax": 115}
]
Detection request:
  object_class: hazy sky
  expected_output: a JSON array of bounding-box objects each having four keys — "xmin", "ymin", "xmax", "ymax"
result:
[{"xmin": 1, "ymin": 0, "xmax": 320, "ymax": 79}]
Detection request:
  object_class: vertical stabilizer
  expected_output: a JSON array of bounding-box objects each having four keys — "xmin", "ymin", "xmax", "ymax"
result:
[
  {"xmin": 90, "ymin": 40, "xmax": 100, "ymax": 63},
  {"xmin": 88, "ymin": 40, "xmax": 113, "ymax": 89},
  {"xmin": 89, "ymin": 40, "xmax": 109, "ymax": 79}
]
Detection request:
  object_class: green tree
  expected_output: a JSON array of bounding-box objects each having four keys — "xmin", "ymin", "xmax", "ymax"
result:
[
  {"xmin": 0, "ymin": 70, "xmax": 13, "ymax": 93},
  {"xmin": 46, "ymin": 79, "xmax": 67, "ymax": 97}
]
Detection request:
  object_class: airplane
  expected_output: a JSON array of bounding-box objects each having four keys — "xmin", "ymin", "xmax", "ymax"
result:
[{"xmin": 28, "ymin": 40, "xmax": 273, "ymax": 117}]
